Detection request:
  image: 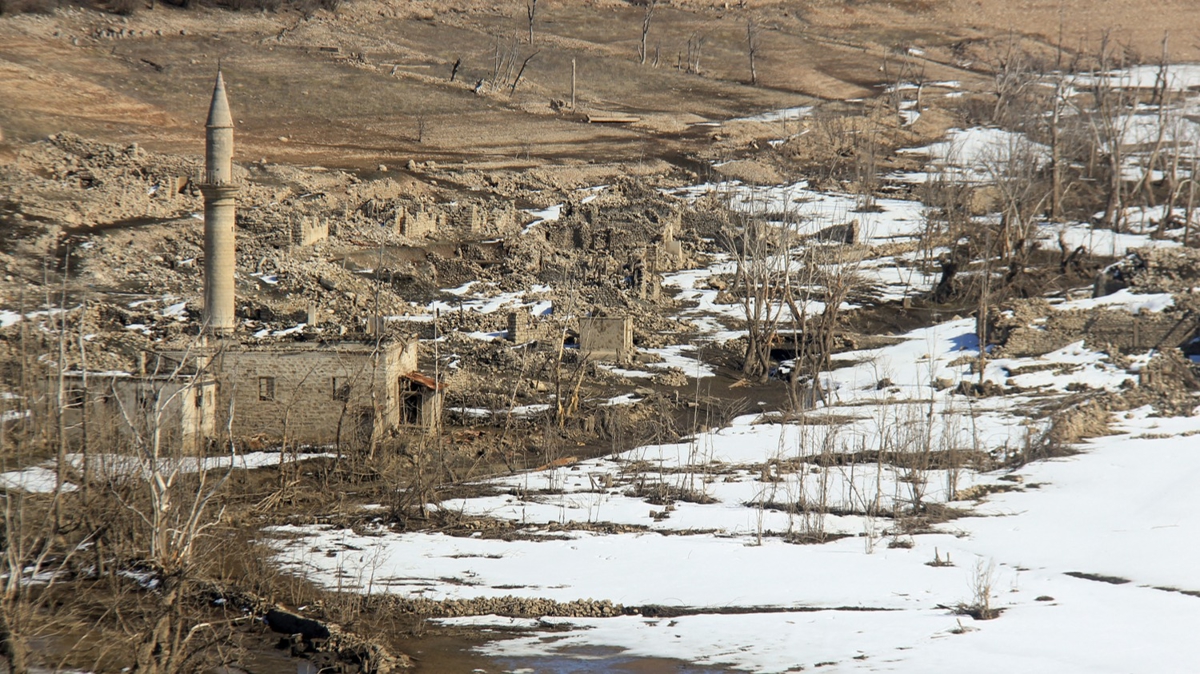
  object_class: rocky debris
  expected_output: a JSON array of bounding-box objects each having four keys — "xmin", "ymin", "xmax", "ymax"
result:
[
  {"xmin": 653, "ymin": 368, "xmax": 689, "ymax": 387},
  {"xmin": 990, "ymin": 296, "xmax": 1199, "ymax": 358},
  {"xmin": 371, "ymin": 594, "xmax": 623, "ymax": 619},
  {"xmin": 1123, "ymin": 247, "xmax": 1200, "ymax": 295},
  {"xmin": 199, "ymin": 582, "xmax": 409, "ymax": 673}
]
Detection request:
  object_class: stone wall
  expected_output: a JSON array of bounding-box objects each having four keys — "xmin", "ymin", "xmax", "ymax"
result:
[
  {"xmin": 996, "ymin": 304, "xmax": 1198, "ymax": 357},
  {"xmin": 507, "ymin": 311, "xmax": 558, "ymax": 344},
  {"xmin": 291, "ymin": 216, "xmax": 329, "ymax": 247},
  {"xmin": 60, "ymin": 374, "xmax": 217, "ymax": 454},
  {"xmin": 395, "ymin": 206, "xmax": 442, "ymax": 239},
  {"xmin": 580, "ymin": 316, "xmax": 633, "ymax": 361}
]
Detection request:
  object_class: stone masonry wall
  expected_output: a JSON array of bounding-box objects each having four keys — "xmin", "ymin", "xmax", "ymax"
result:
[
  {"xmin": 997, "ymin": 306, "xmax": 1197, "ymax": 358},
  {"xmin": 292, "ymin": 216, "xmax": 329, "ymax": 247},
  {"xmin": 211, "ymin": 340, "xmax": 417, "ymax": 445},
  {"xmin": 580, "ymin": 316, "xmax": 633, "ymax": 361}
]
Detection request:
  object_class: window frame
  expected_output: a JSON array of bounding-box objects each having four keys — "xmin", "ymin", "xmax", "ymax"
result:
[{"xmin": 258, "ymin": 376, "xmax": 276, "ymax": 402}]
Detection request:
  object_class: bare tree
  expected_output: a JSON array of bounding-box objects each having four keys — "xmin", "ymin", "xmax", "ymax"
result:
[
  {"xmin": 110, "ymin": 355, "xmax": 237, "ymax": 674},
  {"xmin": 725, "ymin": 208, "xmax": 791, "ymax": 383},
  {"xmin": 510, "ymin": 50, "xmax": 540, "ymax": 95},
  {"xmin": 989, "ymin": 33, "xmax": 1037, "ymax": 128},
  {"xmin": 639, "ymin": 0, "xmax": 658, "ymax": 65},
  {"xmin": 526, "ymin": 0, "xmax": 537, "ymax": 45},
  {"xmin": 1080, "ymin": 33, "xmax": 1138, "ymax": 232},
  {"xmin": 685, "ymin": 33, "xmax": 704, "ymax": 75},
  {"xmin": 746, "ymin": 18, "xmax": 760, "ymax": 85}
]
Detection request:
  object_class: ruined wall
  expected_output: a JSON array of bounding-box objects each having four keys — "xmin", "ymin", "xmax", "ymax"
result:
[
  {"xmin": 996, "ymin": 303, "xmax": 1198, "ymax": 357},
  {"xmin": 580, "ymin": 316, "xmax": 633, "ymax": 361},
  {"xmin": 507, "ymin": 311, "xmax": 558, "ymax": 344},
  {"xmin": 292, "ymin": 216, "xmax": 329, "ymax": 247},
  {"xmin": 59, "ymin": 374, "xmax": 216, "ymax": 454},
  {"xmin": 395, "ymin": 206, "xmax": 441, "ymax": 239}
]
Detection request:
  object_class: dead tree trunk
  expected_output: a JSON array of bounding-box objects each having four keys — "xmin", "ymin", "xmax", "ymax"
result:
[
  {"xmin": 746, "ymin": 19, "xmax": 759, "ymax": 85},
  {"xmin": 640, "ymin": 0, "xmax": 657, "ymax": 65},
  {"xmin": 510, "ymin": 51, "xmax": 539, "ymax": 95},
  {"xmin": 527, "ymin": 0, "xmax": 537, "ymax": 45}
]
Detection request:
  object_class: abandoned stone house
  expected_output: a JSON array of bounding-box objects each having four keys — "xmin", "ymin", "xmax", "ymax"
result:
[
  {"xmin": 580, "ymin": 316, "xmax": 634, "ymax": 361},
  {"xmin": 60, "ymin": 371, "xmax": 218, "ymax": 455},
  {"xmin": 156, "ymin": 337, "xmax": 441, "ymax": 446}
]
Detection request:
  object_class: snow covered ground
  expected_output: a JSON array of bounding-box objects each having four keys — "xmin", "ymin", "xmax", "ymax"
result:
[
  {"xmin": 0, "ymin": 451, "xmax": 334, "ymax": 493},
  {"xmin": 266, "ymin": 301, "xmax": 1200, "ymax": 672},
  {"xmin": 259, "ymin": 101, "xmax": 1200, "ymax": 672}
]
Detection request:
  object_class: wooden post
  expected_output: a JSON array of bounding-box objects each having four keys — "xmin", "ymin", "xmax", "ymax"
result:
[{"xmin": 571, "ymin": 58, "xmax": 576, "ymax": 109}]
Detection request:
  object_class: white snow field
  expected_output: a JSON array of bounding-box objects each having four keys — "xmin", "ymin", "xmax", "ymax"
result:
[{"xmin": 267, "ymin": 307, "xmax": 1200, "ymax": 673}]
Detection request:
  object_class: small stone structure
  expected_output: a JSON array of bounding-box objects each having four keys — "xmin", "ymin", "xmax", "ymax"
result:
[
  {"xmin": 993, "ymin": 302, "xmax": 1199, "ymax": 357},
  {"xmin": 157, "ymin": 176, "xmax": 189, "ymax": 200},
  {"xmin": 395, "ymin": 205, "xmax": 442, "ymax": 239},
  {"xmin": 630, "ymin": 249, "xmax": 662, "ymax": 301},
  {"xmin": 579, "ymin": 315, "xmax": 634, "ymax": 361},
  {"xmin": 507, "ymin": 311, "xmax": 557, "ymax": 343},
  {"xmin": 291, "ymin": 216, "xmax": 329, "ymax": 247},
  {"xmin": 58, "ymin": 373, "xmax": 218, "ymax": 454}
]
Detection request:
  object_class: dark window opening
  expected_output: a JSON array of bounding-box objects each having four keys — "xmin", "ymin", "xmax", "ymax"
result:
[
  {"xmin": 258, "ymin": 377, "xmax": 276, "ymax": 402},
  {"xmin": 401, "ymin": 393, "xmax": 421, "ymax": 425},
  {"xmin": 332, "ymin": 377, "xmax": 351, "ymax": 402},
  {"xmin": 65, "ymin": 387, "xmax": 86, "ymax": 408}
]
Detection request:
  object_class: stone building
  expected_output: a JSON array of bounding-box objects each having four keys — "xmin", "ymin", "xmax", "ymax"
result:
[
  {"xmin": 579, "ymin": 315, "xmax": 634, "ymax": 361},
  {"xmin": 60, "ymin": 371, "xmax": 218, "ymax": 455},
  {"xmin": 157, "ymin": 337, "xmax": 440, "ymax": 446}
]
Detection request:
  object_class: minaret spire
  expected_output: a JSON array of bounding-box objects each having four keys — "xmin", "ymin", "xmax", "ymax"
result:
[{"xmin": 201, "ymin": 69, "xmax": 238, "ymax": 335}]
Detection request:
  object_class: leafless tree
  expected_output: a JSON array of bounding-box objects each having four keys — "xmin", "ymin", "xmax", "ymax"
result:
[
  {"xmin": 989, "ymin": 34, "xmax": 1037, "ymax": 128},
  {"xmin": 639, "ymin": 0, "xmax": 658, "ymax": 65},
  {"xmin": 105, "ymin": 353, "xmax": 237, "ymax": 674},
  {"xmin": 510, "ymin": 50, "xmax": 540, "ymax": 94},
  {"xmin": 526, "ymin": 0, "xmax": 538, "ymax": 45},
  {"xmin": 746, "ymin": 18, "xmax": 760, "ymax": 85},
  {"xmin": 1079, "ymin": 33, "xmax": 1138, "ymax": 232},
  {"xmin": 725, "ymin": 209, "xmax": 790, "ymax": 383},
  {"xmin": 685, "ymin": 33, "xmax": 704, "ymax": 75}
]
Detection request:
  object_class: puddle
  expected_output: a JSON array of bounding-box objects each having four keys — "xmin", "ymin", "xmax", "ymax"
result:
[
  {"xmin": 496, "ymin": 653, "xmax": 733, "ymax": 674},
  {"xmin": 397, "ymin": 634, "xmax": 736, "ymax": 674}
]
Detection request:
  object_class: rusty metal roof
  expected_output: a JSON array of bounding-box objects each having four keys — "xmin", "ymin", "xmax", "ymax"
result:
[{"xmin": 402, "ymin": 372, "xmax": 444, "ymax": 391}]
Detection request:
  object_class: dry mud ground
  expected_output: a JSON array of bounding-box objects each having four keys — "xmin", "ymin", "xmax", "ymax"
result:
[{"xmin": 3, "ymin": 0, "xmax": 1198, "ymax": 172}]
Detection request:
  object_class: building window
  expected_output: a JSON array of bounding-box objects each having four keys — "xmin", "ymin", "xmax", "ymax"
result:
[
  {"xmin": 195, "ymin": 389, "xmax": 205, "ymax": 408},
  {"xmin": 258, "ymin": 377, "xmax": 276, "ymax": 401},
  {"xmin": 332, "ymin": 377, "xmax": 351, "ymax": 402},
  {"xmin": 65, "ymin": 387, "xmax": 86, "ymax": 408},
  {"xmin": 401, "ymin": 392, "xmax": 421, "ymax": 425},
  {"xmin": 399, "ymin": 378, "xmax": 421, "ymax": 425}
]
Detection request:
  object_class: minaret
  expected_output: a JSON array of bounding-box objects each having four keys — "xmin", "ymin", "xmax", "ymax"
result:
[{"xmin": 201, "ymin": 71, "xmax": 238, "ymax": 335}]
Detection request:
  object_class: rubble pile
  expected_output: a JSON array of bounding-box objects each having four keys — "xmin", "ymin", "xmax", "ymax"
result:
[{"xmin": 0, "ymin": 131, "xmax": 713, "ymax": 454}]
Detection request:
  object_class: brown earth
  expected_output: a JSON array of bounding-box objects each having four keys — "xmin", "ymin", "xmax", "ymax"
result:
[{"xmin": 3, "ymin": 0, "xmax": 1195, "ymax": 175}]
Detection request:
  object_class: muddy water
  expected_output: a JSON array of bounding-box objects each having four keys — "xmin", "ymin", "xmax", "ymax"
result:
[
  {"xmin": 397, "ymin": 635, "xmax": 737, "ymax": 674},
  {"xmin": 220, "ymin": 629, "xmax": 736, "ymax": 674}
]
